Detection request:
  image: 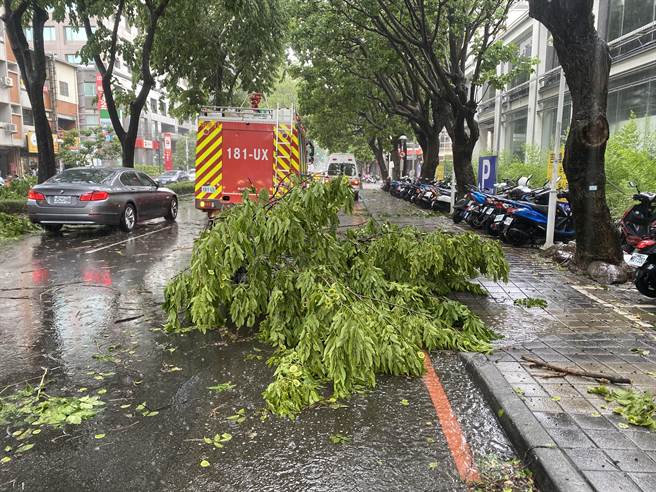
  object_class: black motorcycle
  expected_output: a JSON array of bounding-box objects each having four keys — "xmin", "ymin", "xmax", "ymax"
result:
[{"xmin": 629, "ymin": 238, "xmax": 656, "ymax": 298}]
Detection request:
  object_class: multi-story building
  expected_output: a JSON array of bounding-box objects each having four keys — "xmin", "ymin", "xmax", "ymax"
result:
[
  {"xmin": 0, "ymin": 22, "xmax": 79, "ymax": 178},
  {"xmin": 473, "ymin": 0, "xmax": 656, "ymax": 162}
]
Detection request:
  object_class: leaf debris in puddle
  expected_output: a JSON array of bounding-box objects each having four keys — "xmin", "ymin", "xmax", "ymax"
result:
[{"xmin": 207, "ymin": 382, "xmax": 235, "ymax": 393}]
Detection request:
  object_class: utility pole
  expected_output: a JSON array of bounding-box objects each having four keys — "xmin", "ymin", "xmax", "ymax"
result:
[
  {"xmin": 185, "ymin": 135, "xmax": 189, "ymax": 173},
  {"xmin": 543, "ymin": 68, "xmax": 566, "ymax": 249}
]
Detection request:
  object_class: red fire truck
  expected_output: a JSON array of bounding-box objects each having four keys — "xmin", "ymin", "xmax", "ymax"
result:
[{"xmin": 193, "ymin": 106, "xmax": 311, "ymax": 215}]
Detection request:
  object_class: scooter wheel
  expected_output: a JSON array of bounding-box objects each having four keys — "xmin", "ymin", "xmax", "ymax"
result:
[
  {"xmin": 635, "ymin": 266, "xmax": 656, "ymax": 298},
  {"xmin": 453, "ymin": 211, "xmax": 465, "ymax": 224},
  {"xmin": 505, "ymin": 226, "xmax": 529, "ymax": 247}
]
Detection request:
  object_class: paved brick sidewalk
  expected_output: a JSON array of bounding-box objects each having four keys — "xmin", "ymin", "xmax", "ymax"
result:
[{"xmin": 363, "ymin": 187, "xmax": 656, "ymax": 492}]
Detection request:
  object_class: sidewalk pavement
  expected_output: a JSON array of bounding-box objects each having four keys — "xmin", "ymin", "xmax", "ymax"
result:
[{"xmin": 363, "ymin": 187, "xmax": 656, "ymax": 492}]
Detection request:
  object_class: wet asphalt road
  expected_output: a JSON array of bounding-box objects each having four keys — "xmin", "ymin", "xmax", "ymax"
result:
[{"xmin": 0, "ymin": 196, "xmax": 515, "ymax": 491}]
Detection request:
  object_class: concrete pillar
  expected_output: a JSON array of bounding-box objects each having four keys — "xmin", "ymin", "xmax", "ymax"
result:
[{"xmin": 526, "ymin": 20, "xmax": 541, "ymax": 148}]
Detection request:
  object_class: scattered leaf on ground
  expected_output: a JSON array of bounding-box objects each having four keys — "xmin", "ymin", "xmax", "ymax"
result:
[
  {"xmin": 400, "ymin": 399, "xmax": 409, "ymax": 406},
  {"xmin": 200, "ymin": 459, "xmax": 210, "ymax": 468},
  {"xmin": 94, "ymin": 433, "xmax": 106, "ymax": 439},
  {"xmin": 207, "ymin": 382, "xmax": 236, "ymax": 393},
  {"xmin": 329, "ymin": 433, "xmax": 350, "ymax": 444},
  {"xmin": 514, "ymin": 297, "xmax": 548, "ymax": 309}
]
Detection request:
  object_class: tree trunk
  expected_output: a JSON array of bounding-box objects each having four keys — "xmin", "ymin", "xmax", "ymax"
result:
[
  {"xmin": 368, "ymin": 137, "xmax": 388, "ymax": 179},
  {"xmin": 121, "ymin": 132, "xmax": 137, "ymax": 168},
  {"xmin": 418, "ymin": 131, "xmax": 440, "ymax": 181},
  {"xmin": 390, "ymin": 142, "xmax": 401, "ymax": 180},
  {"xmin": 449, "ymin": 110, "xmax": 477, "ymax": 195},
  {"xmin": 529, "ymin": 0, "xmax": 622, "ymax": 266},
  {"xmin": 2, "ymin": 2, "xmax": 57, "ymax": 183},
  {"xmin": 31, "ymin": 88, "xmax": 56, "ymax": 182}
]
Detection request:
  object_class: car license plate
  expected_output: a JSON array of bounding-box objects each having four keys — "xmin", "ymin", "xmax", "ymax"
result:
[
  {"xmin": 485, "ymin": 208, "xmax": 494, "ymax": 215},
  {"xmin": 494, "ymin": 214, "xmax": 505, "ymax": 223},
  {"xmin": 503, "ymin": 216, "xmax": 513, "ymax": 226},
  {"xmin": 201, "ymin": 185, "xmax": 216, "ymax": 193},
  {"xmin": 628, "ymin": 253, "xmax": 648, "ymax": 267},
  {"xmin": 52, "ymin": 196, "xmax": 72, "ymax": 205}
]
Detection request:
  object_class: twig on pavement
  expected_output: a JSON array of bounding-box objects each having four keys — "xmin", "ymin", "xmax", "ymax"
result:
[{"xmin": 521, "ymin": 356, "xmax": 631, "ymax": 384}]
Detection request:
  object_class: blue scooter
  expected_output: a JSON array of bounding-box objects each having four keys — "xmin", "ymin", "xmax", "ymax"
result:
[{"xmin": 501, "ymin": 195, "xmax": 575, "ymax": 246}]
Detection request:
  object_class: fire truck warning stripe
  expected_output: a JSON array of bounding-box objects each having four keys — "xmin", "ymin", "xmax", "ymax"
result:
[
  {"xmin": 196, "ymin": 127, "xmax": 222, "ymax": 159},
  {"xmin": 207, "ymin": 173, "xmax": 224, "ymax": 199},
  {"xmin": 195, "ymin": 123, "xmax": 220, "ymax": 156},
  {"xmin": 196, "ymin": 137, "xmax": 223, "ymax": 170},
  {"xmin": 196, "ymin": 145, "xmax": 223, "ymax": 180},
  {"xmin": 196, "ymin": 122, "xmax": 209, "ymax": 140},
  {"xmin": 196, "ymin": 162, "xmax": 223, "ymax": 191}
]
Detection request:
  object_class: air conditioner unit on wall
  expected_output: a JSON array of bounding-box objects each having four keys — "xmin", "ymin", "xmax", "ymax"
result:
[
  {"xmin": 3, "ymin": 77, "xmax": 13, "ymax": 87},
  {"xmin": 5, "ymin": 123, "xmax": 17, "ymax": 133}
]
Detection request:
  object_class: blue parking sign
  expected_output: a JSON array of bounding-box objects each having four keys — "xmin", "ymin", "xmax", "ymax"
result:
[{"xmin": 478, "ymin": 156, "xmax": 497, "ymax": 192}]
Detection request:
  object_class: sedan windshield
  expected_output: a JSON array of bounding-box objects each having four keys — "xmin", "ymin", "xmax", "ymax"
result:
[{"xmin": 47, "ymin": 168, "xmax": 116, "ymax": 184}]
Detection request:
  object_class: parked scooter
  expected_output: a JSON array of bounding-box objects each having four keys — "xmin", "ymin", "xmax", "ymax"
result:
[
  {"xmin": 619, "ymin": 181, "xmax": 656, "ymax": 253},
  {"xmin": 628, "ymin": 237, "xmax": 656, "ymax": 297},
  {"xmin": 501, "ymin": 193, "xmax": 574, "ymax": 246}
]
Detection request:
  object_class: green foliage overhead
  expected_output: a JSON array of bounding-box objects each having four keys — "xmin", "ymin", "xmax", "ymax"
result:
[
  {"xmin": 164, "ymin": 178, "xmax": 509, "ymax": 418},
  {"xmin": 152, "ymin": 0, "xmax": 287, "ymax": 117}
]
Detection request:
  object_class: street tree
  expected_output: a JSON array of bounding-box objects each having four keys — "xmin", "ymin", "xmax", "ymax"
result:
[
  {"xmin": 74, "ymin": 0, "xmax": 171, "ymax": 168},
  {"xmin": 1, "ymin": 1, "xmax": 64, "ymax": 182},
  {"xmin": 342, "ymin": 0, "xmax": 533, "ymax": 193},
  {"xmin": 528, "ymin": 0, "xmax": 622, "ymax": 266},
  {"xmin": 293, "ymin": 0, "xmax": 442, "ymax": 180},
  {"xmin": 151, "ymin": 0, "xmax": 286, "ymax": 119}
]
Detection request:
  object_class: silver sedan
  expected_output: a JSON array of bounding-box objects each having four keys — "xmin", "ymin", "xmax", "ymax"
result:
[{"xmin": 27, "ymin": 167, "xmax": 178, "ymax": 233}]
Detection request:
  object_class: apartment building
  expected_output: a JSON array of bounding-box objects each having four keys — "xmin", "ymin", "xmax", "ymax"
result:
[
  {"xmin": 34, "ymin": 17, "xmax": 193, "ymax": 167},
  {"xmin": 473, "ymin": 0, "xmax": 656, "ymax": 161},
  {"xmin": 0, "ymin": 23, "xmax": 79, "ymax": 178}
]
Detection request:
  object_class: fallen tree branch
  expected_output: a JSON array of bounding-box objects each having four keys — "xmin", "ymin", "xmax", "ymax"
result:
[{"xmin": 521, "ymin": 356, "xmax": 631, "ymax": 384}]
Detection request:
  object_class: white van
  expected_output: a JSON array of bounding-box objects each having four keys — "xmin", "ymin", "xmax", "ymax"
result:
[{"xmin": 326, "ymin": 153, "xmax": 360, "ymax": 199}]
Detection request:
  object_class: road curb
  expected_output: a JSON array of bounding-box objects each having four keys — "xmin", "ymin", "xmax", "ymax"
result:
[{"xmin": 460, "ymin": 352, "xmax": 594, "ymax": 492}]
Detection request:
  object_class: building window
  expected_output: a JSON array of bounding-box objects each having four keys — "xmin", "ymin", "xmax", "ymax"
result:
[
  {"xmin": 65, "ymin": 27, "xmax": 87, "ymax": 42},
  {"xmin": 505, "ymin": 112, "xmax": 528, "ymax": 159},
  {"xmin": 510, "ymin": 35, "xmax": 532, "ymax": 87},
  {"xmin": 607, "ymin": 73, "xmax": 656, "ymax": 134},
  {"xmin": 540, "ymin": 99, "xmax": 572, "ymax": 151},
  {"xmin": 545, "ymin": 34, "xmax": 559, "ymax": 71},
  {"xmin": 22, "ymin": 109, "xmax": 34, "ymax": 126},
  {"xmin": 607, "ymin": 0, "xmax": 656, "ymax": 41},
  {"xmin": 26, "ymin": 27, "xmax": 56, "ymax": 41},
  {"xmin": 66, "ymin": 54, "xmax": 83, "ymax": 64},
  {"xmin": 158, "ymin": 100, "xmax": 167, "ymax": 115},
  {"xmin": 59, "ymin": 81, "xmax": 69, "ymax": 97},
  {"xmin": 44, "ymin": 27, "xmax": 56, "ymax": 41},
  {"xmin": 83, "ymin": 81, "xmax": 95, "ymax": 97},
  {"xmin": 150, "ymin": 98, "xmax": 157, "ymax": 113}
]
